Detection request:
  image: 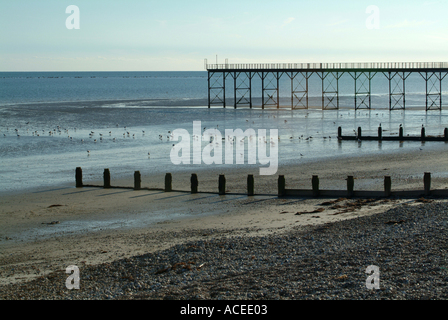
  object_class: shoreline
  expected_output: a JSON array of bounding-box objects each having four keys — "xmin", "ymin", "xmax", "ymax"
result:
[{"xmin": 2, "ymin": 140, "xmax": 446, "ymax": 197}]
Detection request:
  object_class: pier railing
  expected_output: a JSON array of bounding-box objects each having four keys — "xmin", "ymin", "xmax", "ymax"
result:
[{"xmin": 206, "ymin": 62, "xmax": 448, "ymax": 71}]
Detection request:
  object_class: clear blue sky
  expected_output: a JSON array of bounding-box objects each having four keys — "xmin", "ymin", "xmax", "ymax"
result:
[{"xmin": 1, "ymin": 0, "xmax": 447, "ymax": 71}]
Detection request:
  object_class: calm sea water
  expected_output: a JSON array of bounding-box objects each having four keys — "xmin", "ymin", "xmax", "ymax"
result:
[{"xmin": 1, "ymin": 71, "xmax": 447, "ymax": 194}]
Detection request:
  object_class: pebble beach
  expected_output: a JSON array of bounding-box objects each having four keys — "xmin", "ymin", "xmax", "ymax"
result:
[{"xmin": 1, "ymin": 199, "xmax": 447, "ymax": 300}]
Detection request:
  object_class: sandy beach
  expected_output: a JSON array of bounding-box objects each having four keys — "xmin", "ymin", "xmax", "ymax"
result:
[{"xmin": 1, "ymin": 144, "xmax": 448, "ymax": 293}]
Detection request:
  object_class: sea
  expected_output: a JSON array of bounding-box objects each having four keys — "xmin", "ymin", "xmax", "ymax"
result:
[{"xmin": 1, "ymin": 71, "xmax": 448, "ymax": 195}]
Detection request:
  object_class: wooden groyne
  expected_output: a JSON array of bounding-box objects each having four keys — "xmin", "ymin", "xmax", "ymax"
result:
[
  {"xmin": 338, "ymin": 126, "xmax": 448, "ymax": 142},
  {"xmin": 75, "ymin": 168, "xmax": 447, "ymax": 199}
]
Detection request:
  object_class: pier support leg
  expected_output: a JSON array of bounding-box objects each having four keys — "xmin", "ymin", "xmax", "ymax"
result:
[
  {"xmin": 208, "ymin": 71, "xmax": 226, "ymax": 108},
  {"xmin": 383, "ymin": 71, "xmax": 410, "ymax": 110},
  {"xmin": 259, "ymin": 71, "xmax": 283, "ymax": 109},
  {"xmin": 319, "ymin": 71, "xmax": 343, "ymax": 110},
  {"xmin": 349, "ymin": 71, "xmax": 376, "ymax": 110},
  {"xmin": 419, "ymin": 71, "xmax": 448, "ymax": 111},
  {"xmin": 290, "ymin": 71, "xmax": 312, "ymax": 109},
  {"xmin": 232, "ymin": 71, "xmax": 253, "ymax": 109}
]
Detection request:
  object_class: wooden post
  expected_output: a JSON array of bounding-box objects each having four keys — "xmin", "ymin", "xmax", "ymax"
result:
[
  {"xmin": 247, "ymin": 174, "xmax": 254, "ymax": 196},
  {"xmin": 218, "ymin": 174, "xmax": 226, "ymax": 195},
  {"xmin": 421, "ymin": 127, "xmax": 426, "ymax": 140},
  {"xmin": 357, "ymin": 127, "xmax": 362, "ymax": 138},
  {"xmin": 75, "ymin": 167, "xmax": 83, "ymax": 188},
  {"xmin": 424, "ymin": 172, "xmax": 431, "ymax": 196},
  {"xmin": 104, "ymin": 169, "xmax": 111, "ymax": 188},
  {"xmin": 278, "ymin": 175, "xmax": 286, "ymax": 197},
  {"xmin": 444, "ymin": 128, "xmax": 448, "ymax": 141},
  {"xmin": 134, "ymin": 171, "xmax": 141, "ymax": 190},
  {"xmin": 399, "ymin": 126, "xmax": 403, "ymax": 139},
  {"xmin": 165, "ymin": 173, "xmax": 172, "ymax": 192},
  {"xmin": 347, "ymin": 176, "xmax": 354, "ymax": 198},
  {"xmin": 312, "ymin": 175, "xmax": 319, "ymax": 197},
  {"xmin": 191, "ymin": 174, "xmax": 198, "ymax": 194},
  {"xmin": 384, "ymin": 176, "xmax": 391, "ymax": 197},
  {"xmin": 378, "ymin": 126, "xmax": 382, "ymax": 140},
  {"xmin": 338, "ymin": 126, "xmax": 342, "ymax": 138}
]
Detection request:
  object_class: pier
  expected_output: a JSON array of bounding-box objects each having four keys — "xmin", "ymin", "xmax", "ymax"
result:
[{"xmin": 205, "ymin": 61, "xmax": 448, "ymax": 111}]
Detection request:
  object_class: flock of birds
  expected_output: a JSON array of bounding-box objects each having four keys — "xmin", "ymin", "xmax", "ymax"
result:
[
  {"xmin": 4, "ymin": 114, "xmax": 426, "ymax": 160},
  {"xmin": 0, "ymin": 118, "xmax": 340, "ymax": 160},
  {"xmin": 1, "ymin": 124, "xmax": 160, "ymax": 157}
]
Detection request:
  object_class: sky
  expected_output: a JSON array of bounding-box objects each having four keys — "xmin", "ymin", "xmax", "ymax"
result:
[{"xmin": 0, "ymin": 0, "xmax": 447, "ymax": 71}]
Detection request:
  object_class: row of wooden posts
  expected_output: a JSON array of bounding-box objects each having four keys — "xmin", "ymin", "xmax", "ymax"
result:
[
  {"xmin": 75, "ymin": 167, "xmax": 441, "ymax": 198},
  {"xmin": 76, "ymin": 167, "xmax": 254, "ymax": 196},
  {"xmin": 338, "ymin": 126, "xmax": 448, "ymax": 141}
]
